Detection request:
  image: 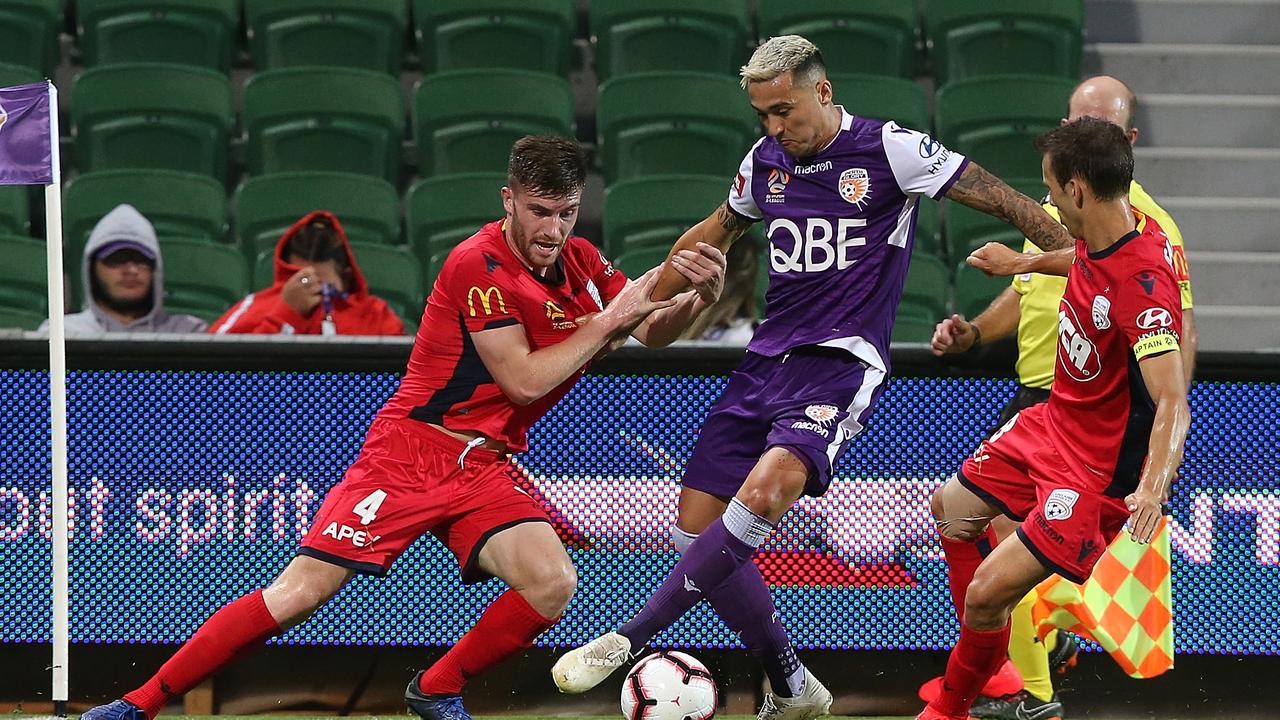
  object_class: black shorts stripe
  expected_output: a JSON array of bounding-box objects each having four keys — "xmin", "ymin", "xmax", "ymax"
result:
[
  {"xmin": 956, "ymin": 467, "xmax": 1025, "ymax": 521},
  {"xmin": 1015, "ymin": 526, "xmax": 1087, "ymax": 584},
  {"xmin": 296, "ymin": 547, "xmax": 387, "ymax": 577}
]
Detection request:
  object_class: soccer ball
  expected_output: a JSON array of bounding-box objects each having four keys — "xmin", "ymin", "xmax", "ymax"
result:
[{"xmin": 620, "ymin": 650, "xmax": 718, "ymax": 720}]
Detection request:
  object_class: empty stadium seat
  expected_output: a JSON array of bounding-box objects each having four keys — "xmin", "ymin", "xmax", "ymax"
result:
[
  {"xmin": 415, "ymin": 0, "xmax": 576, "ymax": 76},
  {"xmin": 891, "ymin": 313, "xmax": 936, "ymax": 344},
  {"xmin": 953, "ymin": 261, "xmax": 1010, "ymax": 319},
  {"xmin": 0, "ymin": 187, "xmax": 31, "ymax": 237},
  {"xmin": 235, "ymin": 172, "xmax": 402, "ymax": 259},
  {"xmin": 759, "ymin": 0, "xmax": 918, "ymax": 79},
  {"xmin": 72, "ymin": 63, "xmax": 234, "ymax": 181},
  {"xmin": 926, "ymin": 0, "xmax": 1084, "ymax": 87},
  {"xmin": 246, "ymin": 0, "xmax": 409, "ymax": 74},
  {"xmin": 914, "ymin": 197, "xmax": 942, "ymax": 257},
  {"xmin": 944, "ymin": 177, "xmax": 1046, "ymax": 258},
  {"xmin": 349, "ymin": 242, "xmax": 424, "ymax": 331},
  {"xmin": 243, "ymin": 67, "xmax": 405, "ymax": 183},
  {"xmin": 935, "ymin": 74, "xmax": 1076, "ymax": 179},
  {"xmin": 77, "ymin": 0, "xmax": 239, "ymax": 72},
  {"xmin": 613, "ymin": 243, "xmax": 672, "ymax": 280},
  {"xmin": 597, "ymin": 72, "xmax": 758, "ymax": 184},
  {"xmin": 901, "ymin": 252, "xmax": 949, "ymax": 320},
  {"xmin": 64, "ymin": 170, "xmax": 228, "ymax": 304},
  {"xmin": 0, "ymin": 0, "xmax": 60, "ymax": 75},
  {"xmin": 590, "ymin": 0, "xmax": 750, "ymax": 82},
  {"xmin": 160, "ymin": 238, "xmax": 248, "ymax": 322},
  {"xmin": 405, "ymin": 172, "xmax": 506, "ymax": 269},
  {"xmin": 0, "ymin": 61, "xmax": 42, "ymax": 90},
  {"xmin": 414, "ymin": 70, "xmax": 574, "ymax": 177},
  {"xmin": 602, "ymin": 175, "xmax": 728, "ymax": 258},
  {"xmin": 828, "ymin": 73, "xmax": 930, "ymax": 134},
  {"xmin": 0, "ymin": 234, "xmax": 48, "ymax": 315},
  {"xmin": 0, "ymin": 306, "xmax": 47, "ymax": 331}
]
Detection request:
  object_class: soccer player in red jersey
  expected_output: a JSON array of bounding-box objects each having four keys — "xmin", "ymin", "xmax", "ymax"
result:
[
  {"xmin": 917, "ymin": 118, "xmax": 1191, "ymax": 720},
  {"xmin": 79, "ymin": 136, "xmax": 727, "ymax": 720}
]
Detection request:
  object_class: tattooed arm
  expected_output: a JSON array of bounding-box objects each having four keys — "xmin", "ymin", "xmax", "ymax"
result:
[
  {"xmin": 651, "ymin": 202, "xmax": 756, "ymax": 301},
  {"xmin": 945, "ymin": 162, "xmax": 1074, "ymax": 252}
]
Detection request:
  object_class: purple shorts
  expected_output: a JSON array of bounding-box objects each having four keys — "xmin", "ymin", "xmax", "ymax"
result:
[{"xmin": 684, "ymin": 346, "xmax": 888, "ymax": 499}]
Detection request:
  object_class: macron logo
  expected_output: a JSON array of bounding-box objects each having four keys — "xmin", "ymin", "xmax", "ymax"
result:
[{"xmin": 683, "ymin": 575, "xmax": 702, "ymax": 594}]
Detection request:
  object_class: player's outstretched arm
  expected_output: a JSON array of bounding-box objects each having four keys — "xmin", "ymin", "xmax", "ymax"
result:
[
  {"xmin": 632, "ymin": 242, "xmax": 728, "ymax": 347},
  {"xmin": 1127, "ymin": 350, "xmax": 1191, "ymax": 543},
  {"xmin": 471, "ymin": 269, "xmax": 675, "ymax": 405},
  {"xmin": 931, "ymin": 287, "xmax": 1020, "ymax": 356},
  {"xmin": 967, "ymin": 242, "xmax": 1075, "ymax": 278},
  {"xmin": 946, "ymin": 163, "xmax": 1074, "ymax": 252},
  {"xmin": 650, "ymin": 203, "xmax": 755, "ymax": 301}
]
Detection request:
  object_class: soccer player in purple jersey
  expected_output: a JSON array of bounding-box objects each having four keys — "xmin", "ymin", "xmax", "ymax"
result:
[{"xmin": 553, "ymin": 36, "xmax": 1075, "ymax": 720}]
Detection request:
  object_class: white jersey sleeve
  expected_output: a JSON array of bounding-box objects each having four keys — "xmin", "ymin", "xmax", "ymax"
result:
[
  {"xmin": 881, "ymin": 121, "xmax": 968, "ymax": 199},
  {"xmin": 726, "ymin": 139, "xmax": 764, "ymax": 221}
]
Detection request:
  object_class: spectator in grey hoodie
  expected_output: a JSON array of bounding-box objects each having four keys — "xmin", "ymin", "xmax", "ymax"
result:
[{"xmin": 42, "ymin": 204, "xmax": 207, "ymax": 335}]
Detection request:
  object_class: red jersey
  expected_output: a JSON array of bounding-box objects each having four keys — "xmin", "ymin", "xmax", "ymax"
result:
[
  {"xmin": 378, "ymin": 221, "xmax": 628, "ymax": 451},
  {"xmin": 1047, "ymin": 211, "xmax": 1183, "ymax": 496}
]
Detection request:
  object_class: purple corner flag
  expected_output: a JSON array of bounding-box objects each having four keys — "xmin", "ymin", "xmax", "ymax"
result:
[{"xmin": 0, "ymin": 81, "xmax": 56, "ymax": 186}]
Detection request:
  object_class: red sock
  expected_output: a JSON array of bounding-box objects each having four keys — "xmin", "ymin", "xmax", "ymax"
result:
[
  {"xmin": 939, "ymin": 528, "xmax": 994, "ymax": 623},
  {"xmin": 124, "ymin": 590, "xmax": 281, "ymax": 719},
  {"xmin": 418, "ymin": 590, "xmax": 558, "ymax": 695},
  {"xmin": 931, "ymin": 623, "xmax": 1012, "ymax": 718}
]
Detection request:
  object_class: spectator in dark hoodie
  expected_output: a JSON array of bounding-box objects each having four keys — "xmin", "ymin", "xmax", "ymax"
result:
[
  {"xmin": 210, "ymin": 211, "xmax": 404, "ymax": 336},
  {"xmin": 43, "ymin": 204, "xmax": 207, "ymax": 336}
]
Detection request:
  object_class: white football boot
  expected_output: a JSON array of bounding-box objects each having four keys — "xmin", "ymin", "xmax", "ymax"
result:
[
  {"xmin": 757, "ymin": 667, "xmax": 834, "ymax": 720},
  {"xmin": 550, "ymin": 631, "xmax": 633, "ymax": 694}
]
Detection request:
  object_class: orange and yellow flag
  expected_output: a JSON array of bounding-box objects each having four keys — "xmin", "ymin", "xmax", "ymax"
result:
[{"xmin": 1032, "ymin": 517, "xmax": 1174, "ymax": 678}]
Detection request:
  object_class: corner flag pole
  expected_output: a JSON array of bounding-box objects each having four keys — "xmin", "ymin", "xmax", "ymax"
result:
[{"xmin": 42, "ymin": 80, "xmax": 69, "ymax": 719}]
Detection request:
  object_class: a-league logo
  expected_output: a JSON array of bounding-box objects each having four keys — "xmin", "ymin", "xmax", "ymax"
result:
[{"xmin": 1044, "ymin": 488, "xmax": 1080, "ymax": 521}]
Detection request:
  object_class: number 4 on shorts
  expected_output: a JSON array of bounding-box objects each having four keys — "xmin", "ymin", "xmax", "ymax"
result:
[{"xmin": 353, "ymin": 489, "xmax": 387, "ymax": 526}]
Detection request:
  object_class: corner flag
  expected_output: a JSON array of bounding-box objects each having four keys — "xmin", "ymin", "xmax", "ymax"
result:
[{"xmin": 0, "ymin": 81, "xmax": 57, "ymax": 185}]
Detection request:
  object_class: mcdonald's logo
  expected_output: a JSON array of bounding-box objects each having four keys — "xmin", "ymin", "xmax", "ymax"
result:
[
  {"xmin": 467, "ymin": 286, "xmax": 507, "ymax": 317},
  {"xmin": 545, "ymin": 300, "xmax": 566, "ymax": 321}
]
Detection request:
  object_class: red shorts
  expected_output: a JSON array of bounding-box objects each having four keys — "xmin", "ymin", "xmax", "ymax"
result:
[
  {"xmin": 299, "ymin": 417, "xmax": 549, "ymax": 582},
  {"xmin": 957, "ymin": 403, "xmax": 1130, "ymax": 583}
]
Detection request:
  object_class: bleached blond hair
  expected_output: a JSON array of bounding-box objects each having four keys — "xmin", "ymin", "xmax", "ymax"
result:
[{"xmin": 739, "ymin": 35, "xmax": 824, "ymax": 89}]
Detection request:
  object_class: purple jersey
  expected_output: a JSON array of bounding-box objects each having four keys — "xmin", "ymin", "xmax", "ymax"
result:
[{"xmin": 728, "ymin": 108, "xmax": 968, "ymax": 372}]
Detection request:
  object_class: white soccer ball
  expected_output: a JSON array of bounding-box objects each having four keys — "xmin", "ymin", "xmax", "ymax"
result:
[{"xmin": 620, "ymin": 650, "xmax": 718, "ymax": 720}]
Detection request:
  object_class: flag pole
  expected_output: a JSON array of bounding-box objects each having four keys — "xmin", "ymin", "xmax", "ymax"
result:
[{"xmin": 42, "ymin": 79, "xmax": 69, "ymax": 719}]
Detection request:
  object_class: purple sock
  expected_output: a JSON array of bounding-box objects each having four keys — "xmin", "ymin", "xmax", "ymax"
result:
[
  {"xmin": 620, "ymin": 517, "xmax": 755, "ymax": 650},
  {"xmin": 708, "ymin": 561, "xmax": 804, "ymax": 697}
]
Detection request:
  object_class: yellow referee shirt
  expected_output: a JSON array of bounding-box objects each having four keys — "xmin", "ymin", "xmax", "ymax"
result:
[{"xmin": 1012, "ymin": 180, "xmax": 1194, "ymax": 389}]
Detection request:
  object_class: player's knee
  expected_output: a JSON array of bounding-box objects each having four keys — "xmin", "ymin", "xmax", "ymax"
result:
[
  {"xmin": 526, "ymin": 560, "xmax": 577, "ymax": 616},
  {"xmin": 931, "ymin": 480, "xmax": 990, "ymax": 542}
]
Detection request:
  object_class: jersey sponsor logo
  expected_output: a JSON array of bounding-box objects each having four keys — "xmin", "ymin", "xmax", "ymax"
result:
[
  {"xmin": 804, "ymin": 404, "xmax": 840, "ymax": 424},
  {"xmin": 320, "ymin": 521, "xmax": 382, "ymax": 548},
  {"xmin": 483, "ymin": 253, "xmax": 503, "ymax": 272},
  {"xmin": 1057, "ymin": 302, "xmax": 1102, "ymax": 382},
  {"xmin": 733, "ymin": 171, "xmax": 746, "ymax": 197},
  {"xmin": 1044, "ymin": 488, "xmax": 1080, "ymax": 521},
  {"xmin": 596, "ymin": 250, "xmax": 617, "ymax": 277},
  {"xmin": 545, "ymin": 299, "xmax": 577, "ymax": 330},
  {"xmin": 793, "ymin": 159, "xmax": 832, "ymax": 175},
  {"xmin": 1137, "ymin": 307, "xmax": 1173, "ymax": 330},
  {"xmin": 768, "ymin": 217, "xmax": 867, "ymax": 273},
  {"xmin": 467, "ymin": 286, "xmax": 507, "ymax": 317},
  {"xmin": 767, "ymin": 168, "xmax": 790, "ymax": 194},
  {"xmin": 838, "ymin": 168, "xmax": 871, "ymax": 206},
  {"xmin": 1091, "ymin": 295, "xmax": 1112, "ymax": 330},
  {"xmin": 1135, "ymin": 271, "xmax": 1157, "ymax": 295},
  {"xmin": 918, "ymin": 135, "xmax": 943, "ymax": 158},
  {"xmin": 789, "ymin": 420, "xmax": 831, "ymax": 438}
]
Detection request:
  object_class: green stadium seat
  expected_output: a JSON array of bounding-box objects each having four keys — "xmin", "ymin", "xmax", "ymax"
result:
[
  {"xmin": 828, "ymin": 73, "xmax": 930, "ymax": 134},
  {"xmin": 77, "ymin": 0, "xmax": 239, "ymax": 72},
  {"xmin": 891, "ymin": 312, "xmax": 936, "ymax": 344},
  {"xmin": 234, "ymin": 172, "xmax": 402, "ymax": 260},
  {"xmin": 944, "ymin": 177, "xmax": 1046, "ymax": 258},
  {"xmin": 246, "ymin": 0, "xmax": 408, "ymax": 74},
  {"xmin": 760, "ymin": 0, "xmax": 918, "ymax": 79},
  {"xmin": 613, "ymin": 243, "xmax": 672, "ymax": 280},
  {"xmin": 253, "ymin": 248, "xmax": 274, "ymax": 290},
  {"xmin": 935, "ymin": 74, "xmax": 1076, "ymax": 179},
  {"xmin": 71, "ymin": 63, "xmax": 234, "ymax": 181},
  {"xmin": 414, "ymin": 70, "xmax": 574, "ymax": 178},
  {"xmin": 0, "ymin": 306, "xmax": 47, "ymax": 331},
  {"xmin": 160, "ymin": 238, "xmax": 248, "ymax": 323},
  {"xmin": 914, "ymin": 197, "xmax": 942, "ymax": 257},
  {"xmin": 0, "ymin": 234, "xmax": 48, "ymax": 315},
  {"xmin": 926, "ymin": 0, "xmax": 1084, "ymax": 87},
  {"xmin": 954, "ymin": 261, "xmax": 1011, "ymax": 319},
  {"xmin": 405, "ymin": 172, "xmax": 506, "ymax": 270},
  {"xmin": 602, "ymin": 175, "xmax": 726, "ymax": 258},
  {"xmin": 243, "ymin": 67, "xmax": 405, "ymax": 183},
  {"xmin": 901, "ymin": 252, "xmax": 949, "ymax": 320},
  {"xmin": 0, "ymin": 61, "xmax": 42, "ymax": 89},
  {"xmin": 63, "ymin": 170, "xmax": 228, "ymax": 305},
  {"xmin": 415, "ymin": 0, "xmax": 575, "ymax": 76},
  {"xmin": 597, "ymin": 72, "xmax": 758, "ymax": 185},
  {"xmin": 0, "ymin": 0, "xmax": 60, "ymax": 75},
  {"xmin": 590, "ymin": 0, "xmax": 750, "ymax": 82},
  {"xmin": 0, "ymin": 186, "xmax": 31, "ymax": 237},
  {"xmin": 349, "ymin": 242, "xmax": 424, "ymax": 332}
]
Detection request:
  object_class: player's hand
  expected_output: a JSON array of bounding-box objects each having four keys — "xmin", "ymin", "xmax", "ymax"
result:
[
  {"xmin": 597, "ymin": 267, "xmax": 678, "ymax": 335},
  {"xmin": 967, "ymin": 242, "xmax": 1028, "ymax": 277},
  {"xmin": 931, "ymin": 314, "xmax": 977, "ymax": 356},
  {"xmin": 671, "ymin": 242, "xmax": 727, "ymax": 305},
  {"xmin": 281, "ymin": 267, "xmax": 323, "ymax": 316},
  {"xmin": 1125, "ymin": 489, "xmax": 1164, "ymax": 544}
]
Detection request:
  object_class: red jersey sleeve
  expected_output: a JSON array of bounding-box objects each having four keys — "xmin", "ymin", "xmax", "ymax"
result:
[
  {"xmin": 441, "ymin": 248, "xmax": 525, "ymax": 333},
  {"xmin": 587, "ymin": 245, "xmax": 628, "ymax": 303},
  {"xmin": 1117, "ymin": 266, "xmax": 1183, "ymax": 362}
]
